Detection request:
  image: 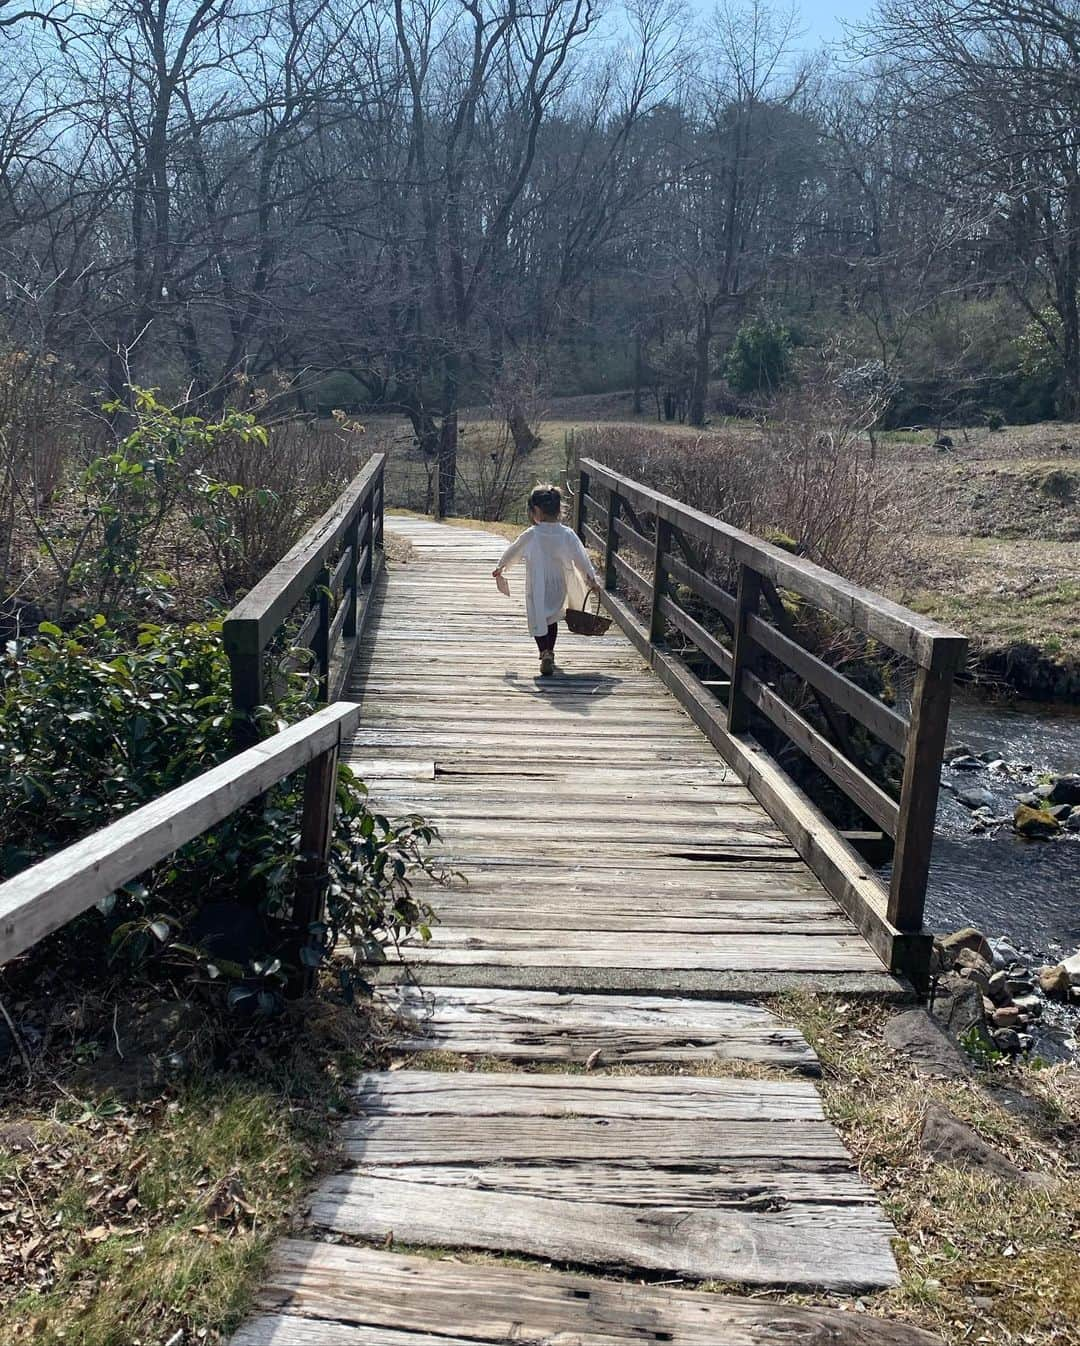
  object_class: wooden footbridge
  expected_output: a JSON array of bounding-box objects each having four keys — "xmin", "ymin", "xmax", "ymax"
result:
[{"xmin": 0, "ymin": 451, "xmax": 966, "ymax": 1344}]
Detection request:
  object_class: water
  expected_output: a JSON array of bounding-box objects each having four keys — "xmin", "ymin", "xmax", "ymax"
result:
[{"xmin": 925, "ymin": 695, "xmax": 1080, "ymax": 957}]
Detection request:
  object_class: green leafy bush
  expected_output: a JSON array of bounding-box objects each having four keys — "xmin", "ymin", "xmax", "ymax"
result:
[
  {"xmin": 1, "ymin": 618, "xmax": 438, "ymax": 1009},
  {"xmin": 723, "ymin": 317, "xmax": 794, "ymax": 395}
]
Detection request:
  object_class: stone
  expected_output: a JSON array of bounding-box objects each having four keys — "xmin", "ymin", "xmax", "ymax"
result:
[
  {"xmin": 1028, "ymin": 1027, "xmax": 1077, "ymax": 1065},
  {"xmin": 989, "ymin": 937, "xmax": 1024, "ymax": 968},
  {"xmin": 955, "ymin": 946, "xmax": 994, "ymax": 978},
  {"xmin": 949, "ymin": 754, "xmax": 983, "ymax": 771},
  {"xmin": 1005, "ymin": 977, "xmax": 1034, "ymax": 996},
  {"xmin": 1016, "ymin": 792, "xmax": 1040, "ymax": 807},
  {"xmin": 1049, "ymin": 804, "xmax": 1072, "ymax": 821},
  {"xmin": 944, "ymin": 741, "xmax": 971, "ymax": 759},
  {"xmin": 991, "ymin": 1028, "xmax": 1022, "ymax": 1053},
  {"xmin": 1065, "ymin": 812, "xmax": 1080, "ymax": 833},
  {"xmin": 991, "ymin": 1005, "xmax": 1021, "ymax": 1028},
  {"xmin": 1062, "ymin": 951, "xmax": 1080, "ymax": 984},
  {"xmin": 939, "ymin": 927, "xmax": 994, "ymax": 966},
  {"xmin": 931, "ymin": 972, "xmax": 988, "ymax": 1039},
  {"xmin": 986, "ymin": 970, "xmax": 1014, "ymax": 1006},
  {"xmin": 1047, "ymin": 774, "xmax": 1080, "ymax": 805},
  {"xmin": 1013, "ymin": 803, "xmax": 1061, "ymax": 838},
  {"xmin": 1012, "ymin": 995, "xmax": 1042, "ymax": 1018},
  {"xmin": 958, "ymin": 965, "xmax": 990, "ymax": 991},
  {"xmin": 1034, "ymin": 782, "xmax": 1054, "ymax": 799},
  {"xmin": 985, "ymin": 759, "xmax": 1008, "ymax": 775},
  {"xmin": 884, "ymin": 1009, "xmax": 972, "ymax": 1078},
  {"xmin": 920, "ymin": 1102, "xmax": 1036, "ymax": 1184},
  {"xmin": 957, "ymin": 786, "xmax": 995, "ymax": 810},
  {"xmin": 1039, "ymin": 963, "xmax": 1072, "ymax": 999}
]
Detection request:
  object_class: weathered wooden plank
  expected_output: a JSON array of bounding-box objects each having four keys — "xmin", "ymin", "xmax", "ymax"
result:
[
  {"xmin": 349, "ymin": 1070, "xmax": 825, "ymax": 1120},
  {"xmin": 389, "ymin": 934, "xmax": 882, "ymax": 972},
  {"xmin": 0, "ymin": 703, "xmax": 361, "ymax": 966},
  {"xmin": 241, "ymin": 1242, "xmax": 943, "ymax": 1345},
  {"xmin": 339, "ymin": 1114, "xmax": 853, "ymax": 1162},
  {"xmin": 380, "ymin": 992, "xmax": 818, "ymax": 1067},
  {"xmin": 350, "ymin": 1162, "xmax": 872, "ymax": 1204},
  {"xmin": 406, "ymin": 910, "xmax": 854, "ymax": 933},
  {"xmin": 308, "ymin": 1173, "xmax": 898, "ymax": 1289}
]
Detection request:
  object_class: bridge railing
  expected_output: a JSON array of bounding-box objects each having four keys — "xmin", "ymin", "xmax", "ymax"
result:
[
  {"xmin": 0, "ymin": 703, "xmax": 359, "ymax": 987},
  {"xmin": 223, "ymin": 454, "xmax": 385, "ymax": 731},
  {"xmin": 576, "ymin": 456, "xmax": 967, "ymax": 987}
]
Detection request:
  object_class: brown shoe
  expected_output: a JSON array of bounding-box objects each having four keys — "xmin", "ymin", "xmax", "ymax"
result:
[{"xmin": 539, "ymin": 651, "xmax": 555, "ymax": 677}]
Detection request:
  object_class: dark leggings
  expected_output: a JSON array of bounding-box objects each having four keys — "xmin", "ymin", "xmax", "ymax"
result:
[{"xmin": 535, "ymin": 623, "xmax": 558, "ymax": 654}]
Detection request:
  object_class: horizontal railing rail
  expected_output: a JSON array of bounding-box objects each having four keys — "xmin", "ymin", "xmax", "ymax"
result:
[
  {"xmin": 0, "ymin": 703, "xmax": 360, "ymax": 987},
  {"xmin": 576, "ymin": 457, "xmax": 967, "ymax": 988},
  {"xmin": 224, "ymin": 454, "xmax": 385, "ymax": 732}
]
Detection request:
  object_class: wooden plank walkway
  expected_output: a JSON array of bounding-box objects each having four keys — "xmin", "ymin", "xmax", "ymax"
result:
[
  {"xmin": 347, "ymin": 517, "xmax": 902, "ymax": 996},
  {"xmin": 307, "ymin": 1067, "xmax": 899, "ymax": 1290},
  {"xmin": 230, "ymin": 518, "xmax": 937, "ymax": 1345}
]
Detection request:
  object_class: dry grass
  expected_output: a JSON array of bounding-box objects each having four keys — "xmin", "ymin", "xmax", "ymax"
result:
[
  {"xmin": 776, "ymin": 994, "xmax": 1080, "ymax": 1345},
  {"xmin": 0, "ymin": 993, "xmax": 389, "ymax": 1346}
]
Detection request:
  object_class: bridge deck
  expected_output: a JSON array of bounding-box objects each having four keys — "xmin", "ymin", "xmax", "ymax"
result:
[{"xmin": 346, "ymin": 518, "xmax": 903, "ymax": 997}]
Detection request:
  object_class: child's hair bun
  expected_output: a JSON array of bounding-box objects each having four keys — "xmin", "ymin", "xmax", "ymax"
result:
[{"xmin": 529, "ymin": 483, "xmax": 562, "ymax": 518}]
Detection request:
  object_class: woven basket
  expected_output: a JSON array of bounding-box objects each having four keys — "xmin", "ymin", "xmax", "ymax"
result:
[{"xmin": 564, "ymin": 588, "xmax": 611, "ymax": 637}]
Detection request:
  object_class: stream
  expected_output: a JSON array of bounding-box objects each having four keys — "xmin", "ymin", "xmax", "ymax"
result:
[{"xmin": 925, "ymin": 695, "xmax": 1079, "ymax": 959}]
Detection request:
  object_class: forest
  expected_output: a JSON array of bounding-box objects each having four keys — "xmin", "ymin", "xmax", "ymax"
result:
[{"xmin": 1, "ymin": 0, "xmax": 1078, "ymax": 522}]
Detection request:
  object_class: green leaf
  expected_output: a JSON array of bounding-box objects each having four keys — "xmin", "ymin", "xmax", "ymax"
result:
[{"xmin": 38, "ymin": 621, "xmax": 63, "ymax": 638}]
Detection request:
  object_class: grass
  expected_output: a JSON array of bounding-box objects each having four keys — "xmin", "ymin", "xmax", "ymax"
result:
[
  {"xmin": 898, "ymin": 536, "xmax": 1080, "ymax": 671},
  {"xmin": 777, "ymin": 994, "xmax": 1080, "ymax": 1344},
  {"xmin": 0, "ymin": 996, "xmax": 384, "ymax": 1346}
]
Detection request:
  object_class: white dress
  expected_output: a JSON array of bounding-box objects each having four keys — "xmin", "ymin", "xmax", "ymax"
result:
[{"xmin": 496, "ymin": 522, "xmax": 600, "ymax": 638}]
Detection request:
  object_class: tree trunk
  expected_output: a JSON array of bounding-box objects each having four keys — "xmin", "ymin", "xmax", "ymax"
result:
[
  {"xmin": 632, "ymin": 331, "xmax": 643, "ymax": 415},
  {"xmin": 689, "ymin": 301, "xmax": 710, "ymax": 428},
  {"xmin": 436, "ymin": 411, "xmax": 457, "ymax": 518},
  {"xmin": 507, "ymin": 404, "xmax": 540, "ymax": 455}
]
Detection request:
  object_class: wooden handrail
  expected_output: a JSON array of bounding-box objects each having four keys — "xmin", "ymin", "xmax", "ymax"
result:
[
  {"xmin": 576, "ymin": 457, "xmax": 967, "ymax": 989},
  {"xmin": 0, "ymin": 703, "xmax": 360, "ymax": 971},
  {"xmin": 224, "ymin": 455, "xmax": 385, "ymax": 729}
]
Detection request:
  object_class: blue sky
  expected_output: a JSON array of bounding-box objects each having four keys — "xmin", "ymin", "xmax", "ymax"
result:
[{"xmin": 795, "ymin": 0, "xmax": 872, "ymax": 46}]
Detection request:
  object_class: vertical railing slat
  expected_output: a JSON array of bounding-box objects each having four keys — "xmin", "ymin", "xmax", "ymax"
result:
[
  {"xmin": 649, "ymin": 515, "xmax": 670, "ymax": 644},
  {"xmin": 727, "ymin": 563, "xmax": 762, "ymax": 733},
  {"xmin": 290, "ymin": 739, "xmax": 341, "ymax": 995},
  {"xmin": 315, "ymin": 564, "xmax": 330, "ymax": 703},
  {"xmin": 888, "ymin": 656, "xmax": 959, "ymax": 930},
  {"xmin": 604, "ymin": 488, "xmax": 619, "ymax": 590}
]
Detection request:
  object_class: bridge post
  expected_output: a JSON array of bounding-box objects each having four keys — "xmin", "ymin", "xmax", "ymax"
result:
[
  {"xmin": 315, "ymin": 563, "xmax": 331, "ymax": 703},
  {"xmin": 603, "ymin": 489, "xmax": 620, "ymax": 591},
  {"xmin": 575, "ymin": 465, "xmax": 590, "ymax": 541},
  {"xmin": 888, "ymin": 651, "xmax": 962, "ymax": 934},
  {"xmin": 344, "ymin": 510, "xmax": 361, "ymax": 639},
  {"xmin": 649, "ymin": 516, "xmax": 671, "ymax": 644},
  {"xmin": 223, "ymin": 617, "xmax": 263, "ymax": 747},
  {"xmin": 290, "ymin": 738, "xmax": 340, "ymax": 996},
  {"xmin": 727, "ymin": 563, "xmax": 762, "ymax": 734}
]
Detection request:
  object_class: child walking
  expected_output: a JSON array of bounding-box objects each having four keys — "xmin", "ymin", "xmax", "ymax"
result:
[{"xmin": 492, "ymin": 484, "xmax": 601, "ymax": 677}]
